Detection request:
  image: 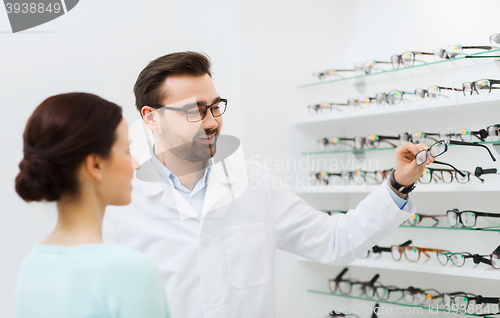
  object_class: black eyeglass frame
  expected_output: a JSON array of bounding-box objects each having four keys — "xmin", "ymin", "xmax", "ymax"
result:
[{"xmin": 150, "ymin": 98, "xmax": 228, "ymax": 122}]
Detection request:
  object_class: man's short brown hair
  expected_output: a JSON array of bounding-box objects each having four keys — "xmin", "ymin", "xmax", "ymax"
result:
[{"xmin": 134, "ymin": 51, "xmax": 212, "ymax": 117}]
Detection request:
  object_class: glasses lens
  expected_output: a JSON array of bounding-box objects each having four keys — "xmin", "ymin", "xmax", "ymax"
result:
[
  {"xmin": 453, "ymin": 129, "xmax": 472, "ymax": 142},
  {"xmin": 365, "ymin": 135, "xmax": 379, "ymax": 148},
  {"xmin": 375, "ymin": 93, "xmax": 387, "ymax": 105},
  {"xmin": 433, "ymin": 48, "xmax": 447, "ymax": 61},
  {"xmin": 341, "ymin": 171, "xmax": 350, "ymax": 185},
  {"xmin": 446, "ymin": 45, "xmax": 464, "ymax": 58},
  {"xmin": 354, "ymin": 136, "xmax": 364, "ymax": 149},
  {"xmin": 388, "ymin": 90, "xmax": 403, "ymax": 105},
  {"xmin": 475, "ymin": 79, "xmax": 491, "ymax": 94},
  {"xmin": 374, "ymin": 171, "xmax": 387, "ymax": 184},
  {"xmin": 365, "ymin": 286, "xmax": 376, "ymax": 298},
  {"xmin": 354, "ymin": 63, "xmax": 365, "ymax": 74},
  {"xmin": 212, "ymin": 101, "xmax": 226, "ymax": 117},
  {"xmin": 403, "ymin": 290, "xmax": 415, "ymax": 303},
  {"xmin": 405, "ymin": 247, "xmax": 420, "ymax": 262},
  {"xmin": 440, "ymin": 170, "xmax": 453, "ymax": 183},
  {"xmin": 462, "ymin": 82, "xmax": 473, "ymax": 96},
  {"xmin": 419, "ymin": 168, "xmax": 432, "ymax": 184},
  {"xmin": 399, "ymin": 132, "xmax": 411, "ymax": 145},
  {"xmin": 376, "ymin": 287, "xmax": 390, "ymax": 300},
  {"xmin": 401, "ymin": 52, "xmax": 415, "ymax": 67},
  {"xmin": 491, "ymin": 34, "xmax": 500, "ymax": 48},
  {"xmin": 329, "ymin": 280, "xmax": 338, "ymax": 293},
  {"xmin": 439, "ymin": 130, "xmax": 453, "ymax": 140},
  {"xmin": 429, "ymin": 141, "xmax": 446, "ymax": 157},
  {"xmin": 454, "ymin": 295, "xmax": 468, "ymax": 309},
  {"xmin": 391, "ymin": 55, "xmax": 400, "ymax": 69},
  {"xmin": 491, "ymin": 254, "xmax": 500, "ymax": 269},
  {"xmin": 415, "ymin": 150, "xmax": 428, "ymax": 166},
  {"xmin": 488, "ymin": 125, "xmax": 500, "ymax": 141},
  {"xmin": 411, "ymin": 131, "xmax": 429, "ymax": 145},
  {"xmin": 443, "ymin": 294, "xmax": 451, "ymax": 307},
  {"xmin": 447, "ymin": 211, "xmax": 459, "ymax": 227},
  {"xmin": 407, "ymin": 213, "xmax": 420, "ymax": 225},
  {"xmin": 455, "ymin": 171, "xmax": 470, "ymax": 184},
  {"xmin": 353, "ymin": 170, "xmax": 365, "ymax": 186},
  {"xmin": 428, "ymin": 86, "xmax": 442, "ymax": 99},
  {"xmin": 364, "ymin": 60, "xmax": 376, "ymax": 74},
  {"xmin": 391, "ymin": 246, "xmax": 402, "ymax": 260},
  {"xmin": 450, "ymin": 253, "xmax": 466, "ymax": 267},
  {"xmin": 461, "ymin": 211, "xmax": 476, "ymax": 227},
  {"xmin": 338, "ymin": 281, "xmax": 352, "ymax": 294},
  {"xmin": 187, "ymin": 106, "xmax": 205, "ymax": 122},
  {"xmin": 415, "ymin": 88, "xmax": 426, "ymax": 101},
  {"xmin": 437, "ymin": 253, "xmax": 449, "ymax": 265}
]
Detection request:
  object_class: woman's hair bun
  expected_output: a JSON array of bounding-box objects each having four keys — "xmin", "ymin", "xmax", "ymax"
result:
[
  {"xmin": 15, "ymin": 93, "xmax": 123, "ymax": 203},
  {"xmin": 15, "ymin": 153, "xmax": 62, "ymax": 202}
]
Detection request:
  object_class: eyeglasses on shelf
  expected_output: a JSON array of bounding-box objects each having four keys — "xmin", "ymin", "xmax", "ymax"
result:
[
  {"xmin": 404, "ymin": 213, "xmax": 446, "ymax": 227},
  {"xmin": 310, "ymin": 169, "xmax": 393, "ymax": 186},
  {"xmin": 375, "ymin": 90, "xmax": 415, "ymax": 105},
  {"xmin": 391, "ymin": 245, "xmax": 450, "ymax": 262},
  {"xmin": 313, "ymin": 68, "xmax": 356, "ymax": 80},
  {"xmin": 433, "ymin": 44, "xmax": 493, "ymax": 60},
  {"xmin": 446, "ymin": 209, "xmax": 500, "ymax": 228},
  {"xmin": 359, "ymin": 240, "xmax": 412, "ymax": 259},
  {"xmin": 436, "ymin": 251, "xmax": 500, "ymax": 269},
  {"xmin": 462, "ymin": 79, "xmax": 500, "ymax": 96},
  {"xmin": 317, "ymin": 134, "xmax": 406, "ymax": 151},
  {"xmin": 391, "ymin": 51, "xmax": 434, "ymax": 69},
  {"xmin": 414, "ymin": 86, "xmax": 459, "ymax": 101}
]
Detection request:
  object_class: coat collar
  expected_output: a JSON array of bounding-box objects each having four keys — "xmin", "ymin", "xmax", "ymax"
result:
[{"xmin": 134, "ymin": 140, "xmax": 248, "ymax": 220}]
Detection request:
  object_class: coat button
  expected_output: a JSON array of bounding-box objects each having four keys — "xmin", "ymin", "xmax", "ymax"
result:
[{"xmin": 202, "ymin": 238, "xmax": 210, "ymax": 247}]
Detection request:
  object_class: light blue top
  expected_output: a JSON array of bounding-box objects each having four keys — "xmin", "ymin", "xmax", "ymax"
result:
[
  {"xmin": 386, "ymin": 181, "xmax": 408, "ymax": 210},
  {"xmin": 150, "ymin": 146, "xmax": 211, "ymax": 216},
  {"xmin": 15, "ymin": 244, "xmax": 170, "ymax": 318}
]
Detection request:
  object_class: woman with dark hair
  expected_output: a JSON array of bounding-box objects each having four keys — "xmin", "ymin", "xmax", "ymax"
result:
[{"xmin": 14, "ymin": 93, "xmax": 170, "ymax": 318}]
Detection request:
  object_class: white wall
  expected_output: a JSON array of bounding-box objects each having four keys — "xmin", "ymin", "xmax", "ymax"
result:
[
  {"xmin": 0, "ymin": 0, "xmax": 242, "ymax": 316},
  {"xmin": 2, "ymin": 1, "xmax": 500, "ymax": 317}
]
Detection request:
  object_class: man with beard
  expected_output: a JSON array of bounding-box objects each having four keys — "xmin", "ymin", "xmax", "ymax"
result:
[{"xmin": 103, "ymin": 51, "xmax": 433, "ymax": 318}]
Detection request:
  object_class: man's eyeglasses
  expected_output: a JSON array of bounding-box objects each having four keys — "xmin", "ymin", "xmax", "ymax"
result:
[
  {"xmin": 310, "ymin": 169, "xmax": 392, "ymax": 186},
  {"xmin": 415, "ymin": 139, "xmax": 497, "ymax": 167},
  {"xmin": 446, "ymin": 209, "xmax": 500, "ymax": 228},
  {"xmin": 419, "ymin": 167, "xmax": 474, "ymax": 184},
  {"xmin": 150, "ymin": 98, "xmax": 227, "ymax": 122},
  {"xmin": 462, "ymin": 79, "xmax": 500, "ymax": 96}
]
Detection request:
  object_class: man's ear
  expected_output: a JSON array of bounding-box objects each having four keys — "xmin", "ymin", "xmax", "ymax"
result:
[
  {"xmin": 83, "ymin": 153, "xmax": 104, "ymax": 181},
  {"xmin": 142, "ymin": 106, "xmax": 159, "ymax": 132}
]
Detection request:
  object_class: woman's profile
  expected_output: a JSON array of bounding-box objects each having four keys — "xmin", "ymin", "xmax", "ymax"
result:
[{"xmin": 14, "ymin": 93, "xmax": 170, "ymax": 318}]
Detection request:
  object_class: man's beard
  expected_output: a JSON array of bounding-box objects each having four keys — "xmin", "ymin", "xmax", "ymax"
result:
[
  {"xmin": 157, "ymin": 125, "xmax": 219, "ymax": 163},
  {"xmin": 170, "ymin": 134, "xmax": 218, "ymax": 163}
]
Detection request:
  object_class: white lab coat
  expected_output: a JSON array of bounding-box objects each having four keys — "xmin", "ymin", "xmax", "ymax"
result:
[{"xmin": 102, "ymin": 145, "xmax": 415, "ymax": 318}]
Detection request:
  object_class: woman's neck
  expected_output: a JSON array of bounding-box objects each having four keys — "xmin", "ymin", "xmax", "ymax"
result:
[{"xmin": 41, "ymin": 192, "xmax": 105, "ymax": 246}]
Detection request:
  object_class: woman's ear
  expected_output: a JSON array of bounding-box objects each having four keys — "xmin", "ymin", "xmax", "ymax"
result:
[
  {"xmin": 83, "ymin": 153, "xmax": 104, "ymax": 181},
  {"xmin": 142, "ymin": 106, "xmax": 159, "ymax": 132}
]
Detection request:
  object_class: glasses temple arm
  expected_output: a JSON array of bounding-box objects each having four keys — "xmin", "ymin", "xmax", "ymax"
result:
[
  {"xmin": 461, "ymin": 46, "xmax": 493, "ymax": 50},
  {"xmin": 431, "ymin": 161, "xmax": 466, "ymax": 177},
  {"xmin": 449, "ymin": 140, "xmax": 497, "ymax": 161}
]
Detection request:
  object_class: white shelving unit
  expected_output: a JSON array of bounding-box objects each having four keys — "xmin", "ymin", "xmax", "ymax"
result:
[{"xmin": 294, "ymin": 47, "xmax": 500, "ymax": 317}]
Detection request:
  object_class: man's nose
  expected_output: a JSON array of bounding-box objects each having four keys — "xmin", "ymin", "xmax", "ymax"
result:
[{"xmin": 202, "ymin": 109, "xmax": 218, "ymax": 130}]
